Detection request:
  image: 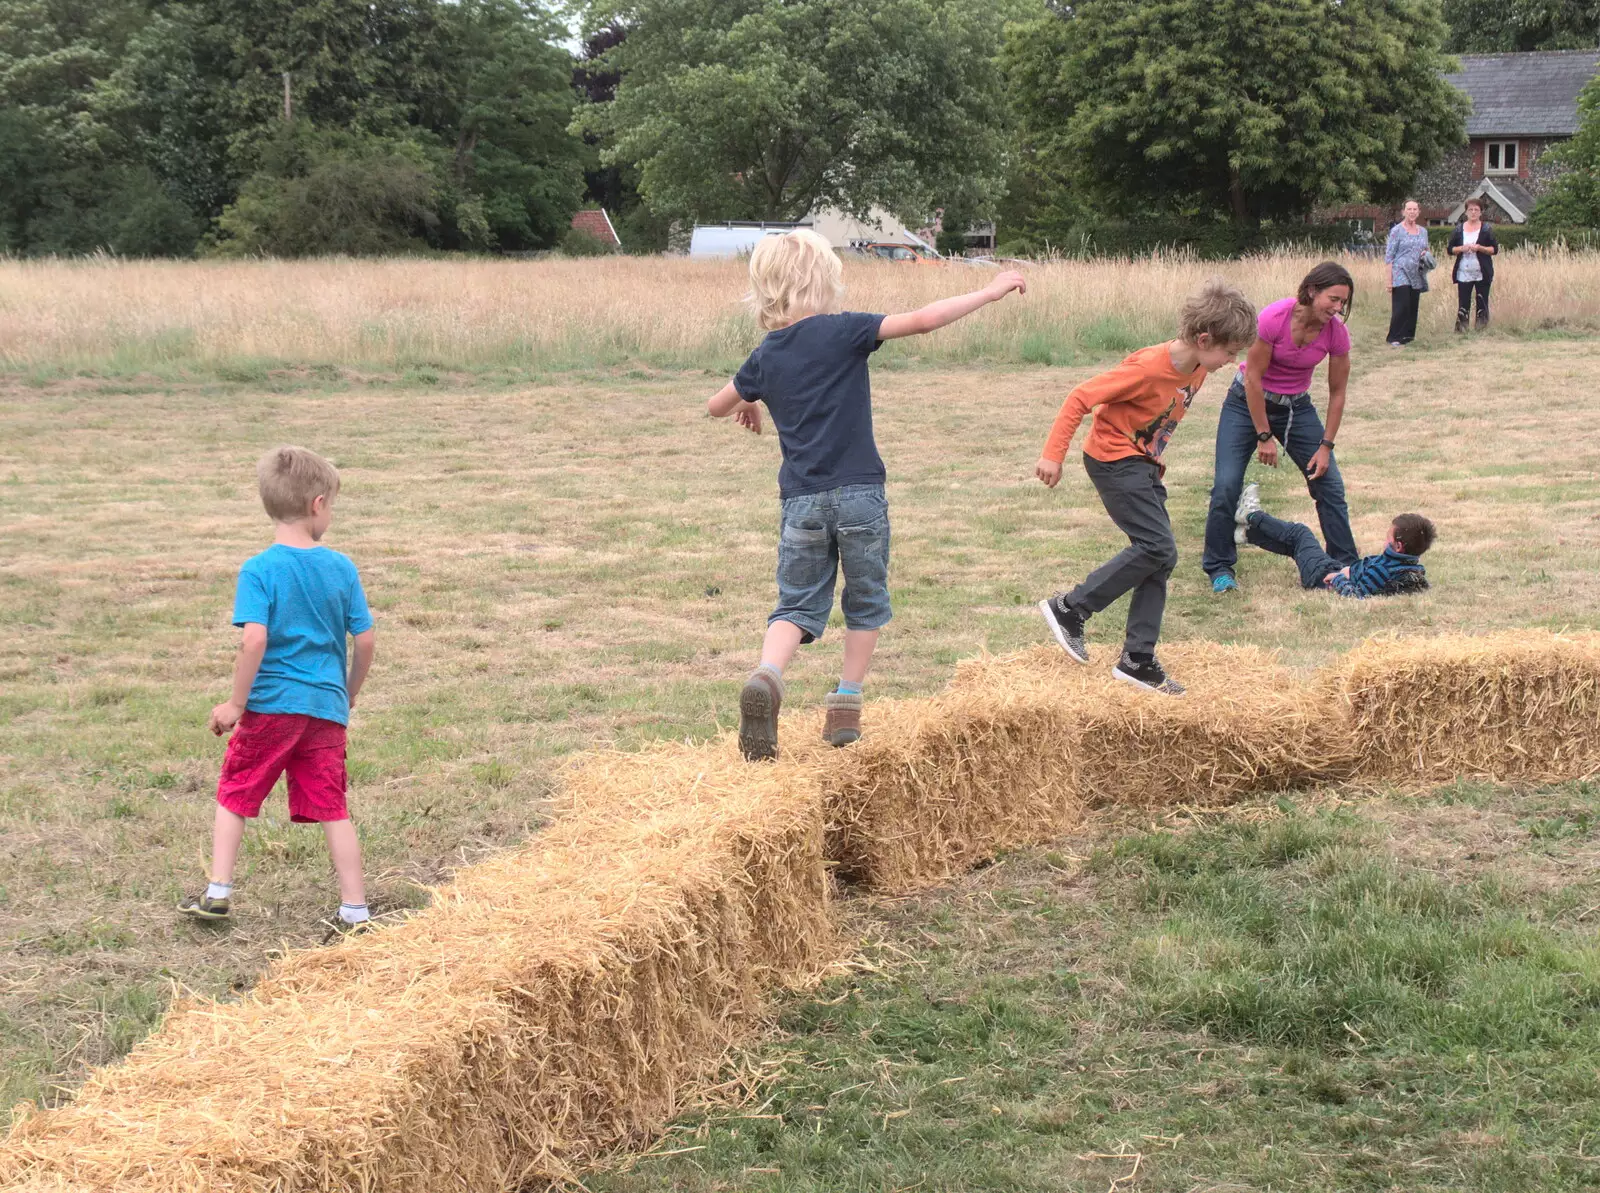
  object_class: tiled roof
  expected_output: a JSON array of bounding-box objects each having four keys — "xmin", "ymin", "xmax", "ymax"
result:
[
  {"xmin": 1448, "ymin": 50, "xmax": 1600, "ymax": 136},
  {"xmin": 570, "ymin": 209, "xmax": 620, "ymax": 246}
]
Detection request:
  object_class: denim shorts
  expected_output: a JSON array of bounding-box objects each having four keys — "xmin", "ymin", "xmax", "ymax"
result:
[{"xmin": 770, "ymin": 484, "xmax": 892, "ymax": 643}]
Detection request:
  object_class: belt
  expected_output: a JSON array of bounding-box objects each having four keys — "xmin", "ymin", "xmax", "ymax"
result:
[{"xmin": 1263, "ymin": 389, "xmax": 1309, "ymax": 408}]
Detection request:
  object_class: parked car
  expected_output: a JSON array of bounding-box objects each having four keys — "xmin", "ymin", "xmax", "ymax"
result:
[
  {"xmin": 851, "ymin": 241, "xmax": 944, "ymax": 264},
  {"xmin": 688, "ymin": 222, "xmax": 805, "ymax": 258}
]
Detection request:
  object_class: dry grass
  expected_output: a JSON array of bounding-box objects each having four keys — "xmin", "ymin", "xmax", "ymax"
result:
[
  {"xmin": 1, "ymin": 263, "xmax": 1598, "ymax": 1138},
  {"xmin": 2, "ymin": 250, "xmax": 1599, "ymax": 375}
]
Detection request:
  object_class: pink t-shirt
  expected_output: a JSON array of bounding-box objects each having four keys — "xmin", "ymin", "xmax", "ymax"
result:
[{"xmin": 1240, "ymin": 296, "xmax": 1351, "ymax": 394}]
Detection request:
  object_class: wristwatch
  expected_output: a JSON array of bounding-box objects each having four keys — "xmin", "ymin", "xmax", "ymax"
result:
[
  {"xmin": 1255, "ymin": 431, "xmax": 1271, "ymax": 444},
  {"xmin": 1319, "ymin": 438, "xmax": 1335, "ymax": 449}
]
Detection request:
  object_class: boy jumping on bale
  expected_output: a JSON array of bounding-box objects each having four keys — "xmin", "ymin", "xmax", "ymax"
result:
[
  {"xmin": 1035, "ymin": 279, "xmax": 1257, "ymax": 695},
  {"xmin": 707, "ymin": 229, "xmax": 1025, "ymax": 761},
  {"xmin": 179, "ymin": 446, "xmax": 376, "ymax": 935},
  {"xmin": 1237, "ymin": 493, "xmax": 1435, "ymax": 597}
]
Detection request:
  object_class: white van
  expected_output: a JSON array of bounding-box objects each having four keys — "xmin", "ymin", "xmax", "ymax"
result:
[{"xmin": 688, "ymin": 222, "xmax": 807, "ymax": 258}]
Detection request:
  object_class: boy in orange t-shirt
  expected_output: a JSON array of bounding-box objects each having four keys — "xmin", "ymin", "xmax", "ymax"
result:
[{"xmin": 1034, "ymin": 280, "xmax": 1255, "ymax": 695}]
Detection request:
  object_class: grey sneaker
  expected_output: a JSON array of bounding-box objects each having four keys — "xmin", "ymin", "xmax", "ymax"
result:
[
  {"xmin": 1038, "ymin": 595, "xmax": 1089, "ymax": 664},
  {"xmin": 1234, "ymin": 483, "xmax": 1261, "ymax": 544},
  {"xmin": 1112, "ymin": 652, "xmax": 1186, "ymax": 696},
  {"xmin": 178, "ymin": 892, "xmax": 231, "ymax": 922}
]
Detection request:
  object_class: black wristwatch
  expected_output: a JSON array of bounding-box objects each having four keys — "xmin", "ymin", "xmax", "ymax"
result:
[
  {"xmin": 1319, "ymin": 438, "xmax": 1335, "ymax": 449},
  {"xmin": 1255, "ymin": 431, "xmax": 1271, "ymax": 444}
]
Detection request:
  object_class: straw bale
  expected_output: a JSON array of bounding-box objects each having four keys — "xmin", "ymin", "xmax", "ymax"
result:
[
  {"xmin": 812, "ymin": 642, "xmax": 1354, "ymax": 892},
  {"xmin": 1322, "ymin": 631, "xmax": 1600, "ymax": 783},
  {"xmin": 0, "ymin": 756, "xmax": 832, "ymax": 1192}
]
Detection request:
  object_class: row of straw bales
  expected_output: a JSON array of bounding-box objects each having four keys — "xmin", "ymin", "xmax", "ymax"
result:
[{"xmin": 3, "ymin": 631, "xmax": 1597, "ymax": 1192}]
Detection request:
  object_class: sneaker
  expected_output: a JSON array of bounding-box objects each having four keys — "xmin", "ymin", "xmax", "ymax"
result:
[
  {"xmin": 321, "ymin": 915, "xmax": 374, "ymax": 944},
  {"xmin": 1113, "ymin": 652, "xmax": 1186, "ymax": 696},
  {"xmin": 1038, "ymin": 595, "xmax": 1089, "ymax": 664},
  {"xmin": 738, "ymin": 668, "xmax": 783, "ymax": 762},
  {"xmin": 1388, "ymin": 341, "xmax": 1404, "ymax": 349},
  {"xmin": 1233, "ymin": 483, "xmax": 1261, "ymax": 544},
  {"xmin": 1211, "ymin": 572, "xmax": 1238, "ymax": 596},
  {"xmin": 822, "ymin": 691, "xmax": 863, "ymax": 747},
  {"xmin": 177, "ymin": 892, "xmax": 231, "ymax": 922}
]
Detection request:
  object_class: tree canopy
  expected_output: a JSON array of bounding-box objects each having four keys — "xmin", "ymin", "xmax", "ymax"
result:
[
  {"xmin": 1005, "ymin": 0, "xmax": 1468, "ymax": 231},
  {"xmin": 0, "ymin": 0, "xmax": 585, "ymax": 255},
  {"xmin": 1443, "ymin": 0, "xmax": 1600, "ymax": 52},
  {"xmin": 579, "ymin": 0, "xmax": 1009, "ymax": 224}
]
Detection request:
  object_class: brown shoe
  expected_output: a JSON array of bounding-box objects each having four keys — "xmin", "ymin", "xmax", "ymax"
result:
[
  {"xmin": 739, "ymin": 669, "xmax": 784, "ymax": 761},
  {"xmin": 822, "ymin": 691, "xmax": 863, "ymax": 747}
]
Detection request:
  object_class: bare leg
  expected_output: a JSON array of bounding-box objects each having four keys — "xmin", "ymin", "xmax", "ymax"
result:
[
  {"xmin": 209, "ymin": 805, "xmax": 247, "ymax": 885},
  {"xmin": 759, "ymin": 619, "xmax": 806, "ymax": 672},
  {"xmin": 839, "ymin": 628, "xmax": 880, "ymax": 686},
  {"xmin": 321, "ymin": 819, "xmax": 366, "ymax": 907}
]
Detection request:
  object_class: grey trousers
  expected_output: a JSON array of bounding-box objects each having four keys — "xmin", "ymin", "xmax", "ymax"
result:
[{"xmin": 1064, "ymin": 454, "xmax": 1178, "ymax": 657}]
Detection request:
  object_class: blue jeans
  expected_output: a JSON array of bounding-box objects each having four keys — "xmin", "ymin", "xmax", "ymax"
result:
[
  {"xmin": 1202, "ymin": 378, "xmax": 1358, "ymax": 579},
  {"xmin": 1244, "ymin": 511, "xmax": 1341, "ymax": 589},
  {"xmin": 771, "ymin": 484, "xmax": 891, "ymax": 643}
]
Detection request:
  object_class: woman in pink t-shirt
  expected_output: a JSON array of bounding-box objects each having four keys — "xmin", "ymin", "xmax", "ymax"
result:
[{"xmin": 1202, "ymin": 262, "xmax": 1360, "ymax": 592}]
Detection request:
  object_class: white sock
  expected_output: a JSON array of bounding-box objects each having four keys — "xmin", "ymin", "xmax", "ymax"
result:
[
  {"xmin": 338, "ymin": 903, "xmax": 370, "ymax": 925},
  {"xmin": 206, "ymin": 882, "xmax": 232, "ymax": 901}
]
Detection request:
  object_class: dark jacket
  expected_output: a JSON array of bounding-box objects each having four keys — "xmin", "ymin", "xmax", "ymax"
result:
[
  {"xmin": 1447, "ymin": 220, "xmax": 1498, "ymax": 284},
  {"xmin": 1328, "ymin": 546, "xmax": 1429, "ymax": 599}
]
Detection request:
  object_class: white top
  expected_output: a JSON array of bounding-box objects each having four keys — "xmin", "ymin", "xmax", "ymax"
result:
[{"xmin": 1459, "ymin": 224, "xmax": 1483, "ymax": 283}]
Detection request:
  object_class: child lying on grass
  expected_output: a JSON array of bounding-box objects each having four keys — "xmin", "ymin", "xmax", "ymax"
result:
[{"xmin": 1236, "ymin": 489, "xmax": 1434, "ymax": 597}]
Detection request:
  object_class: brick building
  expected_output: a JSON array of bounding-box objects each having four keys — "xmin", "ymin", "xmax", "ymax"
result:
[{"xmin": 1324, "ymin": 49, "xmax": 1599, "ymax": 229}]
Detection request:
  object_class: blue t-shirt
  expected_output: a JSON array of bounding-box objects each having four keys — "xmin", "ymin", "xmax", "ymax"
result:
[
  {"xmin": 732, "ymin": 311, "xmax": 887, "ymax": 499},
  {"xmin": 231, "ymin": 544, "xmax": 374, "ymax": 725}
]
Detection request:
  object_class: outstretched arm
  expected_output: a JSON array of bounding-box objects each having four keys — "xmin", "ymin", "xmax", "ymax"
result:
[{"xmin": 878, "ymin": 270, "xmax": 1026, "ymax": 340}]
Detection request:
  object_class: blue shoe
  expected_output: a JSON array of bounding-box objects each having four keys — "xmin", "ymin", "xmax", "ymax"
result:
[{"xmin": 1212, "ymin": 572, "xmax": 1238, "ymax": 596}]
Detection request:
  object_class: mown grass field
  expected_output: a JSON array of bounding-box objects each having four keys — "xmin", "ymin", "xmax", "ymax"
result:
[{"xmin": 2, "ymin": 256, "xmax": 1599, "ymax": 1188}]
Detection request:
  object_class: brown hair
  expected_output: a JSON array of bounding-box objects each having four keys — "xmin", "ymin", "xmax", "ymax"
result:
[
  {"xmin": 1177, "ymin": 277, "xmax": 1256, "ymax": 348},
  {"xmin": 257, "ymin": 445, "xmax": 340, "ymax": 522},
  {"xmin": 1463, "ymin": 196, "xmax": 1484, "ymax": 214},
  {"xmin": 1391, "ymin": 513, "xmax": 1436, "ymax": 556},
  {"xmin": 1296, "ymin": 261, "xmax": 1355, "ymax": 316}
]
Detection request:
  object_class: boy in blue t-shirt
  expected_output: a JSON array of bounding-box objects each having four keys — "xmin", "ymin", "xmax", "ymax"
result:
[
  {"xmin": 1239, "ymin": 490, "xmax": 1434, "ymax": 598},
  {"xmin": 707, "ymin": 229, "xmax": 1025, "ymax": 760},
  {"xmin": 178, "ymin": 446, "xmax": 376, "ymax": 933}
]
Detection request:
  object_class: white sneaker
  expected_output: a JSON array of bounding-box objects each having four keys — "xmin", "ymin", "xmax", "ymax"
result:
[{"xmin": 1233, "ymin": 483, "xmax": 1261, "ymax": 545}]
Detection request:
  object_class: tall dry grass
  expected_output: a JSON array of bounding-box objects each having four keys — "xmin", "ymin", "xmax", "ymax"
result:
[{"xmin": 2, "ymin": 249, "xmax": 1597, "ymax": 375}]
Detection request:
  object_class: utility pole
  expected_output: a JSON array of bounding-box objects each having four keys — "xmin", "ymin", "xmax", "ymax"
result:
[{"xmin": 282, "ymin": 72, "xmax": 292, "ymax": 122}]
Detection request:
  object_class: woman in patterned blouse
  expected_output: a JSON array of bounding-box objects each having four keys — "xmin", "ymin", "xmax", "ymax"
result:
[{"xmin": 1384, "ymin": 199, "xmax": 1430, "ymax": 347}]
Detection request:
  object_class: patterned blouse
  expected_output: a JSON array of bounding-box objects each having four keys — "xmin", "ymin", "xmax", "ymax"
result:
[{"xmin": 1385, "ymin": 223, "xmax": 1430, "ymax": 289}]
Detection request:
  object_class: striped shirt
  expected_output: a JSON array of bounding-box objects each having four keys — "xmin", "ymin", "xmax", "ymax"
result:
[{"xmin": 1329, "ymin": 546, "xmax": 1429, "ymax": 599}]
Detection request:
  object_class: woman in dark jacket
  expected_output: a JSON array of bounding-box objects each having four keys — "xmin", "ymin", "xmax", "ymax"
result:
[{"xmin": 1448, "ymin": 198, "xmax": 1498, "ymax": 331}]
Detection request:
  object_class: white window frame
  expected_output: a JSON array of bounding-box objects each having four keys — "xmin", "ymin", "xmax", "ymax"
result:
[{"xmin": 1485, "ymin": 140, "xmax": 1519, "ymax": 176}]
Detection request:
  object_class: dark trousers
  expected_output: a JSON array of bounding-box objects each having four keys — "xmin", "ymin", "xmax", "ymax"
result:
[
  {"xmin": 1201, "ymin": 379, "xmax": 1359, "ymax": 579},
  {"xmin": 1386, "ymin": 285, "xmax": 1421, "ymax": 344},
  {"xmin": 1455, "ymin": 279, "xmax": 1490, "ymax": 331},
  {"xmin": 1065, "ymin": 454, "xmax": 1176, "ymax": 658},
  {"xmin": 1243, "ymin": 511, "xmax": 1340, "ymax": 589}
]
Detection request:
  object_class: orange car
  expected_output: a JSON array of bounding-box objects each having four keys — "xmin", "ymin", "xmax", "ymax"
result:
[{"xmin": 853, "ymin": 242, "xmax": 945, "ymax": 265}]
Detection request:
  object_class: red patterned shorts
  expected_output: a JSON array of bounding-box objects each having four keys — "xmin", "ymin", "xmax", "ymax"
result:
[{"xmin": 216, "ymin": 711, "xmax": 349, "ymax": 823}]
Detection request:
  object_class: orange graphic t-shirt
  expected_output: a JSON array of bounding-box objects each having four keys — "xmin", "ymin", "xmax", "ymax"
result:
[{"xmin": 1040, "ymin": 344, "xmax": 1207, "ymax": 471}]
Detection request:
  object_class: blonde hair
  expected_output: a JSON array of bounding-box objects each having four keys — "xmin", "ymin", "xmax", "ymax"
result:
[
  {"xmin": 1178, "ymin": 277, "xmax": 1256, "ymax": 348},
  {"xmin": 747, "ymin": 229, "xmax": 843, "ymax": 330},
  {"xmin": 257, "ymin": 445, "xmax": 340, "ymax": 522}
]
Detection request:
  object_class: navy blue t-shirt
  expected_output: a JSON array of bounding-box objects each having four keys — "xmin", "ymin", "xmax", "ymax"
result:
[{"xmin": 732, "ymin": 311, "xmax": 887, "ymax": 499}]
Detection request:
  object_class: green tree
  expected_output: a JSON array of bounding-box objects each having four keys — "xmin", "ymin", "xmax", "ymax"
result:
[
  {"xmin": 1531, "ymin": 71, "xmax": 1600, "ymax": 228},
  {"xmin": 580, "ymin": 0, "xmax": 1008, "ymax": 223},
  {"xmin": 1005, "ymin": 0, "xmax": 1468, "ymax": 230},
  {"xmin": 1444, "ymin": 0, "xmax": 1600, "ymax": 51}
]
